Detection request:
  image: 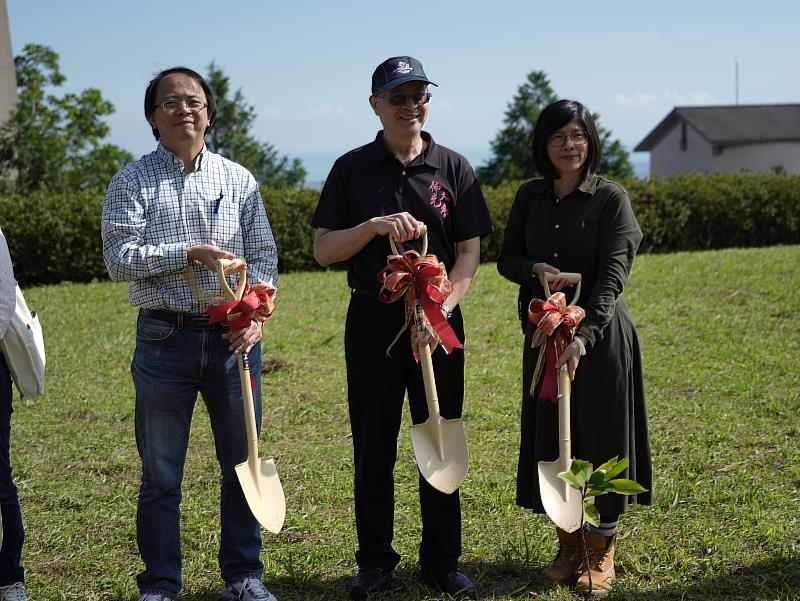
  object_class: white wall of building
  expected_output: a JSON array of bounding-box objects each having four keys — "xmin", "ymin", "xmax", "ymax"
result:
[
  {"xmin": 649, "ymin": 121, "xmax": 713, "ymax": 177},
  {"xmin": 648, "ymin": 119, "xmax": 800, "ymax": 177},
  {"xmin": 712, "ymin": 142, "xmax": 800, "ymax": 174}
]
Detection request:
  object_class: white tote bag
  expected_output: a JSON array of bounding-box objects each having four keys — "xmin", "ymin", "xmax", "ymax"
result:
[{"xmin": 0, "ymin": 285, "xmax": 45, "ymax": 399}]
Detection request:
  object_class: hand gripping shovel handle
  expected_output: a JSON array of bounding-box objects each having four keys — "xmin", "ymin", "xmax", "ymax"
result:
[
  {"xmin": 215, "ymin": 258, "xmax": 248, "ymax": 301},
  {"xmin": 388, "ymin": 223, "xmax": 428, "ymax": 256},
  {"xmin": 539, "ymin": 271, "xmax": 582, "ymax": 306}
]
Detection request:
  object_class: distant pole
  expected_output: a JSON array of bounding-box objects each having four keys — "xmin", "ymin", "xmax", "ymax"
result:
[
  {"xmin": 0, "ymin": 0, "xmax": 17, "ymax": 127},
  {"xmin": 735, "ymin": 60, "xmax": 739, "ymax": 105}
]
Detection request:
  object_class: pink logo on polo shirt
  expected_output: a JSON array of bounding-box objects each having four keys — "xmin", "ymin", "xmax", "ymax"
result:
[
  {"xmin": 428, "ymin": 180, "xmax": 451, "ymax": 218},
  {"xmin": 394, "ymin": 61, "xmax": 413, "ymax": 75}
]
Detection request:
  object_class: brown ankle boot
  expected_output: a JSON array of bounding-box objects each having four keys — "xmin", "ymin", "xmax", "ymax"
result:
[
  {"xmin": 542, "ymin": 527, "xmax": 583, "ymax": 584},
  {"xmin": 575, "ymin": 532, "xmax": 615, "ymax": 597}
]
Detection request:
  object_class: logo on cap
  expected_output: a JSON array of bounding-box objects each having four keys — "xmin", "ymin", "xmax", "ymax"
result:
[{"xmin": 393, "ymin": 61, "xmax": 413, "ymax": 75}]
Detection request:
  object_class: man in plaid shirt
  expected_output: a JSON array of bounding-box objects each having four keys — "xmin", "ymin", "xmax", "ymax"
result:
[{"xmin": 102, "ymin": 67, "xmax": 279, "ymax": 601}]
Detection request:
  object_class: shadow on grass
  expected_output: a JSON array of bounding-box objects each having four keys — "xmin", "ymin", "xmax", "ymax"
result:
[
  {"xmin": 111, "ymin": 555, "xmax": 800, "ymax": 600},
  {"xmin": 482, "ymin": 555, "xmax": 800, "ymax": 600},
  {"xmin": 616, "ymin": 554, "xmax": 800, "ymax": 601}
]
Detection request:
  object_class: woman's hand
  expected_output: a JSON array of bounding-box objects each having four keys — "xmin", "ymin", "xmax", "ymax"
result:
[
  {"xmin": 532, "ymin": 262, "xmax": 571, "ymax": 291},
  {"xmin": 556, "ymin": 341, "xmax": 582, "ymax": 380}
]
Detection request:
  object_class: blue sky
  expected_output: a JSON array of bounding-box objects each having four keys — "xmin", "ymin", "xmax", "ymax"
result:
[{"xmin": 6, "ymin": 0, "xmax": 800, "ymax": 183}]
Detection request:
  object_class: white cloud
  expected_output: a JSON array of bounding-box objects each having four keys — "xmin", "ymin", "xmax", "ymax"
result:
[
  {"xmin": 613, "ymin": 90, "xmax": 717, "ymax": 110},
  {"xmin": 308, "ymin": 103, "xmax": 347, "ymax": 118},
  {"xmin": 662, "ymin": 91, "xmax": 716, "ymax": 105},
  {"xmin": 614, "ymin": 93, "xmax": 659, "ymax": 108}
]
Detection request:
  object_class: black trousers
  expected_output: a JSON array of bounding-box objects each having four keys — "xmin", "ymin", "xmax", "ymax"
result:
[{"xmin": 345, "ymin": 291, "xmax": 464, "ymax": 573}]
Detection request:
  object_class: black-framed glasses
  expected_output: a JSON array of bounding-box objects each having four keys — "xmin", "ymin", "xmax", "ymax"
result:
[
  {"xmin": 548, "ymin": 131, "xmax": 588, "ymax": 148},
  {"xmin": 155, "ymin": 99, "xmax": 208, "ymax": 113},
  {"xmin": 378, "ymin": 91, "xmax": 432, "ymax": 106}
]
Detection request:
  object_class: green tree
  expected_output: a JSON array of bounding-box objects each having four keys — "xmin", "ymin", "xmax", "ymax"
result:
[
  {"xmin": 0, "ymin": 44, "xmax": 133, "ymax": 193},
  {"xmin": 205, "ymin": 63, "xmax": 306, "ymax": 188},
  {"xmin": 477, "ymin": 71, "xmax": 557, "ymax": 186},
  {"xmin": 477, "ymin": 70, "xmax": 633, "ymax": 186}
]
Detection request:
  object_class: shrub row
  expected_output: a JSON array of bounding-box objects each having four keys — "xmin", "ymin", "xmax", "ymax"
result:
[{"xmin": 1, "ymin": 173, "xmax": 798, "ymax": 286}]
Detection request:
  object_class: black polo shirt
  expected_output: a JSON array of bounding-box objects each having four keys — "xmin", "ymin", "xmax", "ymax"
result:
[{"xmin": 312, "ymin": 131, "xmax": 494, "ymax": 295}]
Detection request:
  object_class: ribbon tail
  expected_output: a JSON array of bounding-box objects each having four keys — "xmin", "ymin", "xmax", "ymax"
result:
[
  {"xmin": 206, "ymin": 299, "xmax": 238, "ymax": 324},
  {"xmin": 529, "ymin": 343, "xmax": 547, "ymax": 397},
  {"xmin": 537, "ymin": 338, "xmax": 558, "ymax": 403},
  {"xmin": 419, "ymin": 292, "xmax": 462, "ymax": 354},
  {"xmin": 385, "ymin": 312, "xmax": 411, "ymax": 359}
]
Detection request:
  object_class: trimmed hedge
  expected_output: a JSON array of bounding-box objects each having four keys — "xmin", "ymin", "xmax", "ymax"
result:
[
  {"xmin": 1, "ymin": 173, "xmax": 798, "ymax": 286},
  {"xmin": 623, "ymin": 173, "xmax": 800, "ymax": 252}
]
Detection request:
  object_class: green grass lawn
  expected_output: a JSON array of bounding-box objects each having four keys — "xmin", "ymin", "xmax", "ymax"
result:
[{"xmin": 13, "ymin": 245, "xmax": 800, "ymax": 600}]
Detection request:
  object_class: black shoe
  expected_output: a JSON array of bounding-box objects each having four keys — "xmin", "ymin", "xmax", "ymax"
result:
[
  {"xmin": 350, "ymin": 568, "xmax": 393, "ymax": 600},
  {"xmin": 423, "ymin": 570, "xmax": 477, "ymax": 599}
]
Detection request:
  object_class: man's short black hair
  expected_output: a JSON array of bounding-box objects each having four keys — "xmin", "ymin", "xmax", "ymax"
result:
[
  {"xmin": 144, "ymin": 67, "xmax": 217, "ymax": 141},
  {"xmin": 531, "ymin": 99, "xmax": 602, "ymax": 180}
]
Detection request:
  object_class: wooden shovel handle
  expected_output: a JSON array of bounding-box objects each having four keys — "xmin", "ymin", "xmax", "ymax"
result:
[
  {"xmin": 540, "ymin": 271, "xmax": 582, "ymax": 307},
  {"xmin": 214, "ymin": 259, "xmax": 247, "ymax": 301},
  {"xmin": 389, "ymin": 223, "xmax": 428, "ymax": 256},
  {"xmin": 557, "ymin": 364, "xmax": 572, "ymax": 466},
  {"xmin": 213, "ymin": 260, "xmax": 260, "ymax": 456}
]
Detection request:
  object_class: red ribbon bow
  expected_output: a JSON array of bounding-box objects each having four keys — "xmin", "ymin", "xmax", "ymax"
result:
[
  {"xmin": 528, "ymin": 292, "xmax": 585, "ymax": 402},
  {"xmin": 206, "ymin": 282, "xmax": 276, "ymax": 331},
  {"xmin": 377, "ymin": 249, "xmax": 463, "ymax": 360}
]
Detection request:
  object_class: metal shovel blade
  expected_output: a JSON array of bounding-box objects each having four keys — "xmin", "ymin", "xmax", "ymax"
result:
[
  {"xmin": 410, "ymin": 341, "xmax": 468, "ymax": 495},
  {"xmin": 410, "ymin": 416, "xmax": 468, "ymax": 495},
  {"xmin": 538, "ymin": 364, "xmax": 583, "ymax": 533},
  {"xmin": 538, "ymin": 460, "xmax": 583, "ymax": 533},
  {"xmin": 235, "ymin": 457, "xmax": 286, "ymax": 534}
]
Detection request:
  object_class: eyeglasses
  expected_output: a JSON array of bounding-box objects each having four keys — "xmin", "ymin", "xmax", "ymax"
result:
[
  {"xmin": 378, "ymin": 91, "xmax": 432, "ymax": 106},
  {"xmin": 548, "ymin": 131, "xmax": 588, "ymax": 148},
  {"xmin": 155, "ymin": 99, "xmax": 208, "ymax": 113}
]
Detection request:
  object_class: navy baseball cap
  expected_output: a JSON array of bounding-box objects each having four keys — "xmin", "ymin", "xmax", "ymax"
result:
[{"xmin": 371, "ymin": 56, "xmax": 438, "ymax": 93}]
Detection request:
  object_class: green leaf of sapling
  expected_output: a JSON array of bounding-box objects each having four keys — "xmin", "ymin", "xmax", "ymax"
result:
[
  {"xmin": 558, "ymin": 471, "xmax": 583, "ymax": 490},
  {"xmin": 609, "ymin": 478, "xmax": 648, "ymax": 495}
]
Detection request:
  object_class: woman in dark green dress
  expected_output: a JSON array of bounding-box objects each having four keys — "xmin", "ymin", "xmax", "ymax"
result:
[{"xmin": 497, "ymin": 99, "xmax": 652, "ymax": 596}]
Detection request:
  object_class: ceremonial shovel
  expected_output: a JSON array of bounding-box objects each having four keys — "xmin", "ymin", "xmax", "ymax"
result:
[
  {"xmin": 537, "ymin": 271, "xmax": 584, "ymax": 532},
  {"xmin": 389, "ymin": 231, "xmax": 468, "ymax": 495},
  {"xmin": 215, "ymin": 259, "xmax": 285, "ymax": 534}
]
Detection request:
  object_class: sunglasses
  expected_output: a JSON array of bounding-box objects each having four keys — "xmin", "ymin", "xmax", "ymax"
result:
[{"xmin": 378, "ymin": 91, "xmax": 432, "ymax": 106}]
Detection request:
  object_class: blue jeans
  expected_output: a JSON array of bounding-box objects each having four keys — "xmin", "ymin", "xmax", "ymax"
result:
[
  {"xmin": 0, "ymin": 352, "xmax": 24, "ymax": 586},
  {"xmin": 131, "ymin": 314, "xmax": 263, "ymax": 596}
]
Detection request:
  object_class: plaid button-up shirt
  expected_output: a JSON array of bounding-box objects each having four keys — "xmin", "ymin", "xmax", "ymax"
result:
[{"xmin": 102, "ymin": 143, "xmax": 278, "ymax": 312}]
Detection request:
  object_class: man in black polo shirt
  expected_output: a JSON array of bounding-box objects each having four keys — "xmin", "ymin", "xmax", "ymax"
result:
[{"xmin": 312, "ymin": 56, "xmax": 493, "ymax": 600}]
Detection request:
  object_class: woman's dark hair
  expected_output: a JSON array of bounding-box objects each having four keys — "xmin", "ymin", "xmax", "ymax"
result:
[
  {"xmin": 531, "ymin": 99, "xmax": 601, "ymax": 180},
  {"xmin": 144, "ymin": 67, "xmax": 217, "ymax": 141}
]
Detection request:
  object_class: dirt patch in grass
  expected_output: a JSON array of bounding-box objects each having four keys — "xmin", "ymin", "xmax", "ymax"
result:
[{"xmin": 262, "ymin": 357, "xmax": 294, "ymax": 373}]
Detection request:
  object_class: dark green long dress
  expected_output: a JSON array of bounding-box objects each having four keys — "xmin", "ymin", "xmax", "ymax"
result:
[{"xmin": 497, "ymin": 174, "xmax": 652, "ymax": 516}]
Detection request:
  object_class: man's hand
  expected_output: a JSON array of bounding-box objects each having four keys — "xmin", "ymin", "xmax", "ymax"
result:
[
  {"xmin": 223, "ymin": 319, "xmax": 263, "ymax": 354},
  {"xmin": 188, "ymin": 244, "xmax": 246, "ymax": 274},
  {"xmin": 411, "ymin": 325, "xmax": 439, "ymax": 355},
  {"xmin": 370, "ymin": 212, "xmax": 425, "ymax": 243}
]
